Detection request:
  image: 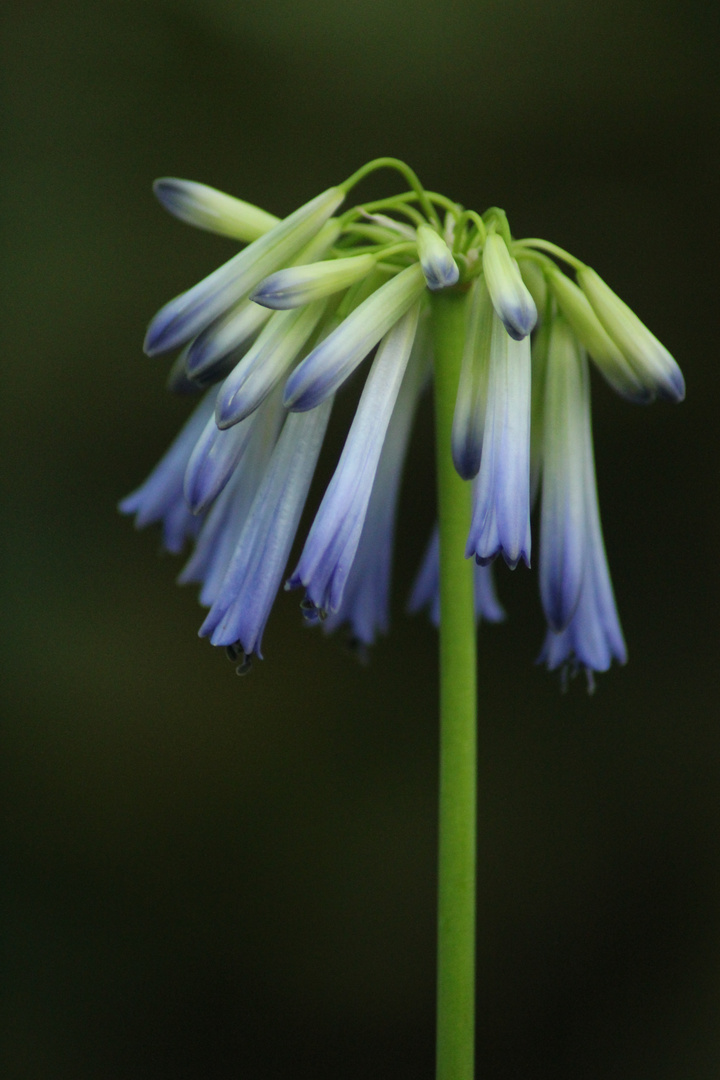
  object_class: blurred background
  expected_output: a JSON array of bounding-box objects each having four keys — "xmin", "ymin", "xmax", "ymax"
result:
[{"xmin": 2, "ymin": 0, "xmax": 719, "ymax": 1076}]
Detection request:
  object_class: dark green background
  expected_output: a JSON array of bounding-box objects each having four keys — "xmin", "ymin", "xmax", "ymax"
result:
[{"xmin": 3, "ymin": 0, "xmax": 719, "ymax": 1076}]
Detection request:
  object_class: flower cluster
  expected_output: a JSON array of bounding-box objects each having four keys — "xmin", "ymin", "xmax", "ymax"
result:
[{"xmin": 121, "ymin": 160, "xmax": 684, "ymax": 686}]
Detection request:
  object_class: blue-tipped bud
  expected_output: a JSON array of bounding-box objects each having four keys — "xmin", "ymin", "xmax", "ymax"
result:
[
  {"xmin": 577, "ymin": 267, "xmax": 685, "ymax": 402},
  {"xmin": 283, "ymin": 263, "xmax": 426, "ymax": 412},
  {"xmin": 416, "ymin": 224, "xmax": 460, "ymax": 291},
  {"xmin": 251, "ymin": 253, "xmax": 376, "ymax": 310},
  {"xmin": 482, "ymin": 233, "xmax": 538, "ymax": 340},
  {"xmin": 539, "ymin": 316, "xmax": 588, "ymax": 631},
  {"xmin": 153, "ymin": 179, "xmax": 280, "ymax": 242}
]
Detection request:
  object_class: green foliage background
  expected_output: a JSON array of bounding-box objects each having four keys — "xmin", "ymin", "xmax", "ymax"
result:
[{"xmin": 2, "ymin": 0, "xmax": 719, "ymax": 1076}]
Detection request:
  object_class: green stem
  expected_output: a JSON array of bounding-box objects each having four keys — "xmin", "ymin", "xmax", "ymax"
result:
[
  {"xmin": 430, "ymin": 291, "xmax": 477, "ymax": 1080},
  {"xmin": 339, "ymin": 157, "xmax": 440, "ymax": 227},
  {"xmin": 514, "ymin": 237, "xmax": 585, "ymax": 271}
]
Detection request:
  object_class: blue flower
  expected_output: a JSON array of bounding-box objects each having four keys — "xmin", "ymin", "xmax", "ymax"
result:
[
  {"xmin": 199, "ymin": 399, "xmax": 333, "ymax": 661},
  {"xmin": 286, "ymin": 301, "xmax": 422, "ymax": 615},
  {"xmin": 122, "ymin": 166, "xmax": 683, "ymax": 684},
  {"xmin": 317, "ymin": 317, "xmax": 431, "ymax": 648},
  {"xmin": 465, "ymin": 313, "xmax": 532, "ymax": 570},
  {"xmin": 536, "ymin": 316, "xmax": 627, "ymax": 688}
]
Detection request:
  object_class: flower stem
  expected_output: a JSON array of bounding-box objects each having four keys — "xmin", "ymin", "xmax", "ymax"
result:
[
  {"xmin": 430, "ymin": 290, "xmax": 477, "ymax": 1080},
  {"xmin": 339, "ymin": 157, "xmax": 440, "ymax": 228}
]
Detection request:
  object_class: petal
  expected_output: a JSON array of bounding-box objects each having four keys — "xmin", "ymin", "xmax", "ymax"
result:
[
  {"xmin": 199, "ymin": 397, "xmax": 333, "ymax": 656},
  {"xmin": 467, "ymin": 314, "xmax": 532, "ymax": 569},
  {"xmin": 577, "ymin": 267, "xmax": 685, "ymax": 402},
  {"xmin": 183, "ymin": 406, "xmax": 257, "ymax": 515},
  {"xmin": 529, "ymin": 309, "xmax": 551, "ymax": 507},
  {"xmin": 320, "ymin": 316, "xmax": 432, "ymax": 644},
  {"xmin": 482, "ymin": 233, "xmax": 537, "ymax": 340},
  {"xmin": 538, "ymin": 317, "xmax": 588, "ymax": 631},
  {"xmin": 287, "ymin": 301, "xmax": 421, "ymax": 614},
  {"xmin": 251, "ymin": 253, "xmax": 376, "ymax": 309},
  {"xmin": 283, "ymin": 262, "xmax": 426, "ymax": 412},
  {"xmin": 451, "ymin": 276, "xmax": 493, "ymax": 480},
  {"xmin": 416, "ymin": 224, "xmax": 460, "ymax": 291},
  {"xmin": 143, "ymin": 187, "xmax": 344, "ymax": 356},
  {"xmin": 538, "ymin": 346, "xmax": 626, "ymax": 681},
  {"xmin": 178, "ymin": 393, "xmax": 284, "ymax": 605},
  {"xmin": 215, "ymin": 300, "xmax": 328, "ymax": 429},
  {"xmin": 153, "ymin": 178, "xmax": 280, "ymax": 242}
]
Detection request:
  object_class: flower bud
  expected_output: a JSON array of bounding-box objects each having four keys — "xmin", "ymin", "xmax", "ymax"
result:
[
  {"xmin": 547, "ymin": 268, "xmax": 651, "ymax": 402},
  {"xmin": 251, "ymin": 253, "xmax": 376, "ymax": 309},
  {"xmin": 577, "ymin": 267, "xmax": 685, "ymax": 402},
  {"xmin": 153, "ymin": 178, "xmax": 280, "ymax": 242},
  {"xmin": 416, "ymin": 224, "xmax": 459, "ymax": 291},
  {"xmin": 482, "ymin": 233, "xmax": 537, "ymax": 340}
]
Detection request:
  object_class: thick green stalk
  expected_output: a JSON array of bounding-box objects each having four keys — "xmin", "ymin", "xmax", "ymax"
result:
[{"xmin": 430, "ymin": 291, "xmax": 477, "ymax": 1080}]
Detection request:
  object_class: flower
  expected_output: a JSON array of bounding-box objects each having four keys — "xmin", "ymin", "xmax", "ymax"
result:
[
  {"xmin": 121, "ymin": 160, "xmax": 684, "ymax": 684},
  {"xmin": 465, "ymin": 309, "xmax": 532, "ymax": 570},
  {"xmin": 537, "ymin": 317, "xmax": 627, "ymax": 691}
]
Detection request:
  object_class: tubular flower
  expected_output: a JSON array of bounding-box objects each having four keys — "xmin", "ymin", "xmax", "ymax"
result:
[
  {"xmin": 121, "ymin": 161, "xmax": 683, "ymax": 684},
  {"xmin": 537, "ymin": 317, "xmax": 627, "ymax": 690}
]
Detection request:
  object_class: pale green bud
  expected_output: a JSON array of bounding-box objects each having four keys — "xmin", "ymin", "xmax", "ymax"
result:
[
  {"xmin": 416, "ymin": 224, "xmax": 459, "ymax": 291},
  {"xmin": 578, "ymin": 267, "xmax": 685, "ymax": 402},
  {"xmin": 482, "ymin": 233, "xmax": 537, "ymax": 339},
  {"xmin": 153, "ymin": 178, "xmax": 279, "ymax": 242}
]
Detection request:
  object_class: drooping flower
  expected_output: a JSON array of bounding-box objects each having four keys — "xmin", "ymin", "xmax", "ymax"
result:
[
  {"xmin": 465, "ymin": 313, "xmax": 532, "ymax": 570},
  {"xmin": 121, "ymin": 160, "xmax": 684, "ymax": 685},
  {"xmin": 286, "ymin": 301, "xmax": 422, "ymax": 616},
  {"xmin": 537, "ymin": 317, "xmax": 627, "ymax": 689}
]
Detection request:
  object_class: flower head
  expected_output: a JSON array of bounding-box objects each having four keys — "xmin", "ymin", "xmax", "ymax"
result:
[{"xmin": 122, "ymin": 159, "xmax": 683, "ymax": 686}]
